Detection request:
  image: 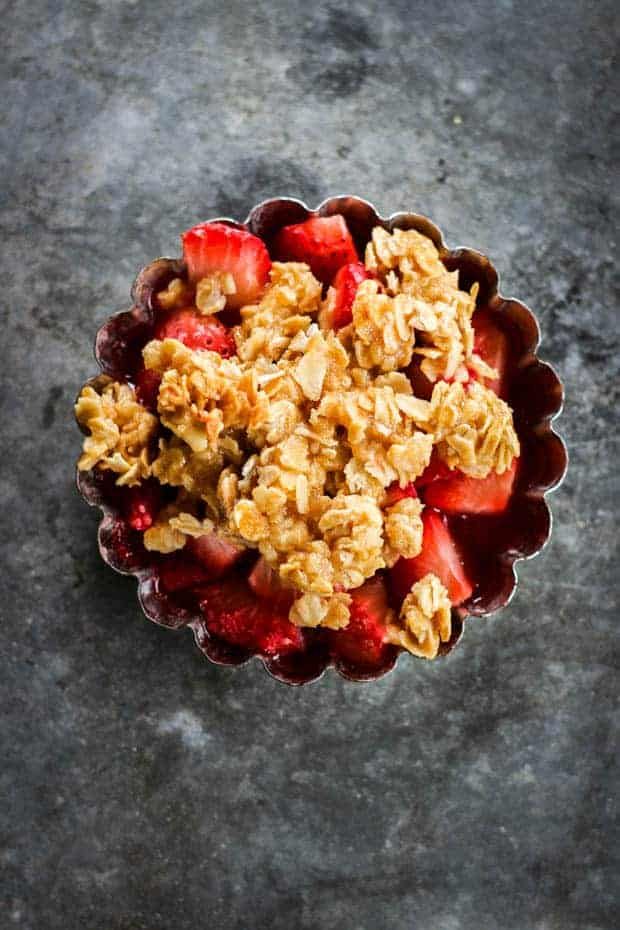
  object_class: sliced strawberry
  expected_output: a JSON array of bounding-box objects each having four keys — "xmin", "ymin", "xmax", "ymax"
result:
[
  {"xmin": 273, "ymin": 215, "xmax": 358, "ymax": 284},
  {"xmin": 134, "ymin": 367, "xmax": 162, "ymax": 412},
  {"xmin": 326, "ymin": 261, "xmax": 372, "ymax": 329},
  {"xmin": 471, "ymin": 309, "xmax": 509, "ymax": 397},
  {"xmin": 389, "ymin": 509, "xmax": 473, "ymax": 606},
  {"xmin": 154, "ymin": 307, "xmax": 236, "ymax": 356},
  {"xmin": 415, "ymin": 449, "xmax": 454, "ymax": 489},
  {"xmin": 330, "ymin": 576, "xmax": 391, "ymax": 667},
  {"xmin": 158, "ymin": 553, "xmax": 213, "ymax": 593},
  {"xmin": 383, "ymin": 481, "xmax": 418, "ymax": 507},
  {"xmin": 199, "ymin": 579, "xmax": 304, "ymax": 655},
  {"xmin": 122, "ymin": 480, "xmax": 162, "ymax": 532},
  {"xmin": 248, "ymin": 556, "xmax": 295, "ymax": 612},
  {"xmin": 182, "ymin": 222, "xmax": 271, "ymax": 310},
  {"xmin": 424, "ymin": 459, "xmax": 519, "ymax": 515},
  {"xmin": 186, "ymin": 533, "xmax": 245, "ymax": 579}
]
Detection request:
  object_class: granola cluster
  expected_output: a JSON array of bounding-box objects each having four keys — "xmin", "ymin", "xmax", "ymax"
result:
[
  {"xmin": 76, "ymin": 226, "xmax": 520, "ymax": 658},
  {"xmin": 386, "ymin": 573, "xmax": 452, "ymax": 658},
  {"xmin": 75, "ymin": 379, "xmax": 157, "ymax": 486},
  {"xmin": 365, "ymin": 227, "xmax": 483, "ymax": 382},
  {"xmin": 412, "ymin": 380, "xmax": 519, "ymax": 479}
]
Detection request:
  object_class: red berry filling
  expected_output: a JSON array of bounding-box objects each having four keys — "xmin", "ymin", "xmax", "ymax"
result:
[
  {"xmin": 158, "ymin": 553, "xmax": 213, "ymax": 593},
  {"xmin": 154, "ymin": 307, "xmax": 236, "ymax": 356},
  {"xmin": 248, "ymin": 556, "xmax": 295, "ymax": 613},
  {"xmin": 326, "ymin": 261, "xmax": 373, "ymax": 329},
  {"xmin": 383, "ymin": 481, "xmax": 418, "ymax": 507},
  {"xmin": 415, "ymin": 450, "xmax": 453, "ymax": 488},
  {"xmin": 199, "ymin": 579, "xmax": 304, "ymax": 656},
  {"xmin": 389, "ymin": 509, "xmax": 473, "ymax": 607},
  {"xmin": 273, "ymin": 215, "xmax": 358, "ymax": 284},
  {"xmin": 423, "ymin": 459, "xmax": 519, "ymax": 515},
  {"xmin": 471, "ymin": 309, "xmax": 510, "ymax": 397},
  {"xmin": 330, "ymin": 576, "xmax": 392, "ymax": 667},
  {"xmin": 182, "ymin": 222, "xmax": 271, "ymax": 310},
  {"xmin": 121, "ymin": 480, "xmax": 162, "ymax": 532},
  {"xmin": 134, "ymin": 367, "xmax": 162, "ymax": 412},
  {"xmin": 186, "ymin": 533, "xmax": 245, "ymax": 579}
]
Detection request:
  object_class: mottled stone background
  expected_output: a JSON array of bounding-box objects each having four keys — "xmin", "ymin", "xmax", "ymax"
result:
[{"xmin": 2, "ymin": 1, "xmax": 618, "ymax": 928}]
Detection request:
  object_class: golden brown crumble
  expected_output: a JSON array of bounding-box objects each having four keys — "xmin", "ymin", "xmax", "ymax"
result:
[
  {"xmin": 143, "ymin": 338, "xmax": 256, "ymax": 453},
  {"xmin": 143, "ymin": 498, "xmax": 213, "ymax": 554},
  {"xmin": 289, "ymin": 592, "xmax": 352, "ymax": 630},
  {"xmin": 414, "ymin": 380, "xmax": 520, "ymax": 478},
  {"xmin": 235, "ymin": 262, "xmax": 322, "ymax": 362},
  {"xmin": 75, "ymin": 379, "xmax": 157, "ymax": 486},
  {"xmin": 156, "ymin": 277, "xmax": 194, "ymax": 311},
  {"xmin": 77, "ymin": 225, "xmax": 521, "ymax": 651},
  {"xmin": 382, "ymin": 496, "xmax": 424, "ymax": 567},
  {"xmin": 364, "ymin": 226, "xmax": 479, "ymax": 382},
  {"xmin": 386, "ymin": 573, "xmax": 452, "ymax": 658},
  {"xmin": 195, "ymin": 273, "xmax": 236, "ymax": 315}
]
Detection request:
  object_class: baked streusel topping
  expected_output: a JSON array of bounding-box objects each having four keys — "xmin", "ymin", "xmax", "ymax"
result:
[
  {"xmin": 386, "ymin": 573, "xmax": 452, "ymax": 658},
  {"xmin": 76, "ymin": 224, "xmax": 520, "ymax": 658},
  {"xmin": 75, "ymin": 379, "xmax": 157, "ymax": 486}
]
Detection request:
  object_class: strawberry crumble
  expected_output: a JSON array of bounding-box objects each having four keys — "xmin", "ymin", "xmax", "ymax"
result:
[{"xmin": 76, "ymin": 213, "xmax": 524, "ymax": 669}]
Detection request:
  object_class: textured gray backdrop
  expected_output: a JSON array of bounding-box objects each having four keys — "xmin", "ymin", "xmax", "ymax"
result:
[{"xmin": 2, "ymin": 1, "xmax": 618, "ymax": 928}]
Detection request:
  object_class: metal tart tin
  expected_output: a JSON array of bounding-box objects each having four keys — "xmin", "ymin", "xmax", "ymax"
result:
[{"xmin": 76, "ymin": 196, "xmax": 567, "ymax": 684}]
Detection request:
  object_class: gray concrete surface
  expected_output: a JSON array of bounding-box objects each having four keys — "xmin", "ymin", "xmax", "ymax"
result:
[{"xmin": 1, "ymin": 1, "xmax": 618, "ymax": 928}]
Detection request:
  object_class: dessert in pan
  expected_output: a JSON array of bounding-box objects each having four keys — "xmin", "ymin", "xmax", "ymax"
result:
[{"xmin": 75, "ymin": 196, "xmax": 566, "ymax": 684}]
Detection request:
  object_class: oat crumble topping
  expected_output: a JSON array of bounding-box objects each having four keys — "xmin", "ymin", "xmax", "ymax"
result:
[
  {"xmin": 76, "ymin": 225, "xmax": 520, "ymax": 651},
  {"xmin": 75, "ymin": 379, "xmax": 157, "ymax": 486},
  {"xmin": 383, "ymin": 497, "xmax": 424, "ymax": 567},
  {"xmin": 386, "ymin": 572, "xmax": 452, "ymax": 659},
  {"xmin": 414, "ymin": 380, "xmax": 520, "ymax": 478}
]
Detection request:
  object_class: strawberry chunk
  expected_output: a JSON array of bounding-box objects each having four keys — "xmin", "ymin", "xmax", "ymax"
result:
[
  {"xmin": 199, "ymin": 579, "xmax": 304, "ymax": 655},
  {"xmin": 182, "ymin": 222, "xmax": 271, "ymax": 310},
  {"xmin": 471, "ymin": 309, "xmax": 509, "ymax": 397},
  {"xmin": 158, "ymin": 553, "xmax": 213, "ymax": 593},
  {"xmin": 424, "ymin": 459, "xmax": 519, "ymax": 515},
  {"xmin": 122, "ymin": 480, "xmax": 162, "ymax": 532},
  {"xmin": 186, "ymin": 533, "xmax": 245, "ymax": 579},
  {"xmin": 330, "ymin": 576, "xmax": 391, "ymax": 667},
  {"xmin": 273, "ymin": 215, "xmax": 358, "ymax": 284},
  {"xmin": 134, "ymin": 367, "xmax": 161, "ymax": 412},
  {"xmin": 383, "ymin": 482, "xmax": 418, "ymax": 507},
  {"xmin": 389, "ymin": 509, "xmax": 473, "ymax": 606},
  {"xmin": 248, "ymin": 557, "xmax": 295, "ymax": 612},
  {"xmin": 415, "ymin": 450, "xmax": 453, "ymax": 488},
  {"xmin": 325, "ymin": 261, "xmax": 372, "ymax": 329},
  {"xmin": 154, "ymin": 307, "xmax": 236, "ymax": 356}
]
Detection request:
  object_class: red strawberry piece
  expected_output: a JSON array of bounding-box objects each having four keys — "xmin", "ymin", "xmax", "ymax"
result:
[
  {"xmin": 423, "ymin": 459, "xmax": 519, "ymax": 515},
  {"xmin": 122, "ymin": 480, "xmax": 162, "ymax": 532},
  {"xmin": 186, "ymin": 532, "xmax": 245, "ymax": 579},
  {"xmin": 471, "ymin": 309, "xmax": 509, "ymax": 397},
  {"xmin": 158, "ymin": 553, "xmax": 213, "ymax": 593},
  {"xmin": 415, "ymin": 449, "xmax": 454, "ymax": 489},
  {"xmin": 326, "ymin": 261, "xmax": 372, "ymax": 329},
  {"xmin": 181, "ymin": 222, "xmax": 271, "ymax": 310},
  {"xmin": 154, "ymin": 307, "xmax": 236, "ymax": 356},
  {"xmin": 199, "ymin": 579, "xmax": 304, "ymax": 655},
  {"xmin": 134, "ymin": 367, "xmax": 162, "ymax": 412},
  {"xmin": 383, "ymin": 481, "xmax": 418, "ymax": 507},
  {"xmin": 273, "ymin": 215, "xmax": 359, "ymax": 284},
  {"xmin": 389, "ymin": 509, "xmax": 473, "ymax": 606},
  {"xmin": 330, "ymin": 576, "xmax": 392, "ymax": 667},
  {"xmin": 248, "ymin": 556, "xmax": 295, "ymax": 612}
]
